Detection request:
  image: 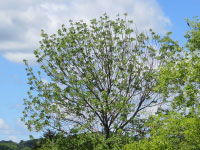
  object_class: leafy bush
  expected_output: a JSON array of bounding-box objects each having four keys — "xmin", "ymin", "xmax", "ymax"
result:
[{"xmin": 124, "ymin": 112, "xmax": 200, "ymax": 150}]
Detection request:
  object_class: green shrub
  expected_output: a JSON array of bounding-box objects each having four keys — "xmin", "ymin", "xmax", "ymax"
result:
[{"xmin": 124, "ymin": 112, "xmax": 200, "ymax": 150}]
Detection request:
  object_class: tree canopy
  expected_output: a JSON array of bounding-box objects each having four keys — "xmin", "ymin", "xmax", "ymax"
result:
[{"xmin": 22, "ymin": 14, "xmax": 200, "ymax": 149}]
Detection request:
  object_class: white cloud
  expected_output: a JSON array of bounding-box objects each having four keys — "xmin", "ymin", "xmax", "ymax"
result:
[
  {"xmin": 7, "ymin": 136, "xmax": 20, "ymax": 143},
  {"xmin": 41, "ymin": 78, "xmax": 49, "ymax": 84},
  {"xmin": 0, "ymin": 118, "xmax": 8, "ymax": 129},
  {"xmin": 0, "ymin": 13, "xmax": 12, "ymax": 27},
  {"xmin": 16, "ymin": 118, "xmax": 27, "ymax": 129},
  {"xmin": 0, "ymin": 118, "xmax": 38, "ymax": 143},
  {"xmin": 0, "ymin": 41, "xmax": 31, "ymax": 51},
  {"xmin": 0, "ymin": 118, "xmax": 17, "ymax": 136},
  {"xmin": 0, "ymin": 0, "xmax": 171, "ymax": 63},
  {"xmin": 11, "ymin": 103, "xmax": 23, "ymax": 109},
  {"xmin": 3, "ymin": 52, "xmax": 36, "ymax": 64}
]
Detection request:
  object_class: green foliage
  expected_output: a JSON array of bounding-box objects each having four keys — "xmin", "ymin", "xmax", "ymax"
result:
[
  {"xmin": 36, "ymin": 129, "xmax": 134, "ymax": 150},
  {"xmin": 0, "ymin": 140, "xmax": 37, "ymax": 150},
  {"xmin": 185, "ymin": 17, "xmax": 200, "ymax": 51},
  {"xmin": 36, "ymin": 132, "xmax": 107, "ymax": 150},
  {"xmin": 0, "ymin": 141, "xmax": 19, "ymax": 150},
  {"xmin": 124, "ymin": 112, "xmax": 200, "ymax": 150},
  {"xmin": 19, "ymin": 139, "xmax": 38, "ymax": 150},
  {"xmin": 156, "ymin": 17, "xmax": 200, "ymax": 112},
  {"xmin": 0, "ymin": 139, "xmax": 40, "ymax": 150}
]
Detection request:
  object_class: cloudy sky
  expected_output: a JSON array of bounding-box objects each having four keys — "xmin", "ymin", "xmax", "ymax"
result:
[{"xmin": 0, "ymin": 0, "xmax": 199, "ymax": 143}]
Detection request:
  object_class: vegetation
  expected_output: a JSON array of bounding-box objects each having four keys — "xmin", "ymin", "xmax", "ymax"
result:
[
  {"xmin": 21, "ymin": 14, "xmax": 200, "ymax": 149},
  {"xmin": 124, "ymin": 111, "xmax": 200, "ymax": 150},
  {"xmin": 0, "ymin": 141, "xmax": 19, "ymax": 150},
  {"xmin": 124, "ymin": 17, "xmax": 200, "ymax": 150},
  {"xmin": 0, "ymin": 140, "xmax": 37, "ymax": 150}
]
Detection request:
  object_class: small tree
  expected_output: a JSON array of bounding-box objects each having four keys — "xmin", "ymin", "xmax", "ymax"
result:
[{"xmin": 22, "ymin": 14, "xmax": 178, "ymax": 144}]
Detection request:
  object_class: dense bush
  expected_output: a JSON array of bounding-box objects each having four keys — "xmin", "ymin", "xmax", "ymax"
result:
[{"xmin": 124, "ymin": 112, "xmax": 200, "ymax": 150}]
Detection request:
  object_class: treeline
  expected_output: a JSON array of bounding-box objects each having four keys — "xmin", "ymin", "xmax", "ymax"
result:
[{"xmin": 0, "ymin": 139, "xmax": 38, "ymax": 150}]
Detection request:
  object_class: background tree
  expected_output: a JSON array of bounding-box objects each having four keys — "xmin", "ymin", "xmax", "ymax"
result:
[
  {"xmin": 22, "ymin": 14, "xmax": 179, "ymax": 146},
  {"xmin": 0, "ymin": 141, "xmax": 19, "ymax": 150},
  {"xmin": 157, "ymin": 17, "xmax": 200, "ymax": 112},
  {"xmin": 0, "ymin": 140, "xmax": 36, "ymax": 150}
]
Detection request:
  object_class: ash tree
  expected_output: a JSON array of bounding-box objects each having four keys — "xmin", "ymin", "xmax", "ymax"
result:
[{"xmin": 22, "ymin": 14, "xmax": 179, "ymax": 140}]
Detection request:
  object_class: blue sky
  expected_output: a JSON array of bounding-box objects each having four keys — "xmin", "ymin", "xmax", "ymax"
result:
[{"xmin": 0, "ymin": 0, "xmax": 199, "ymax": 143}]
